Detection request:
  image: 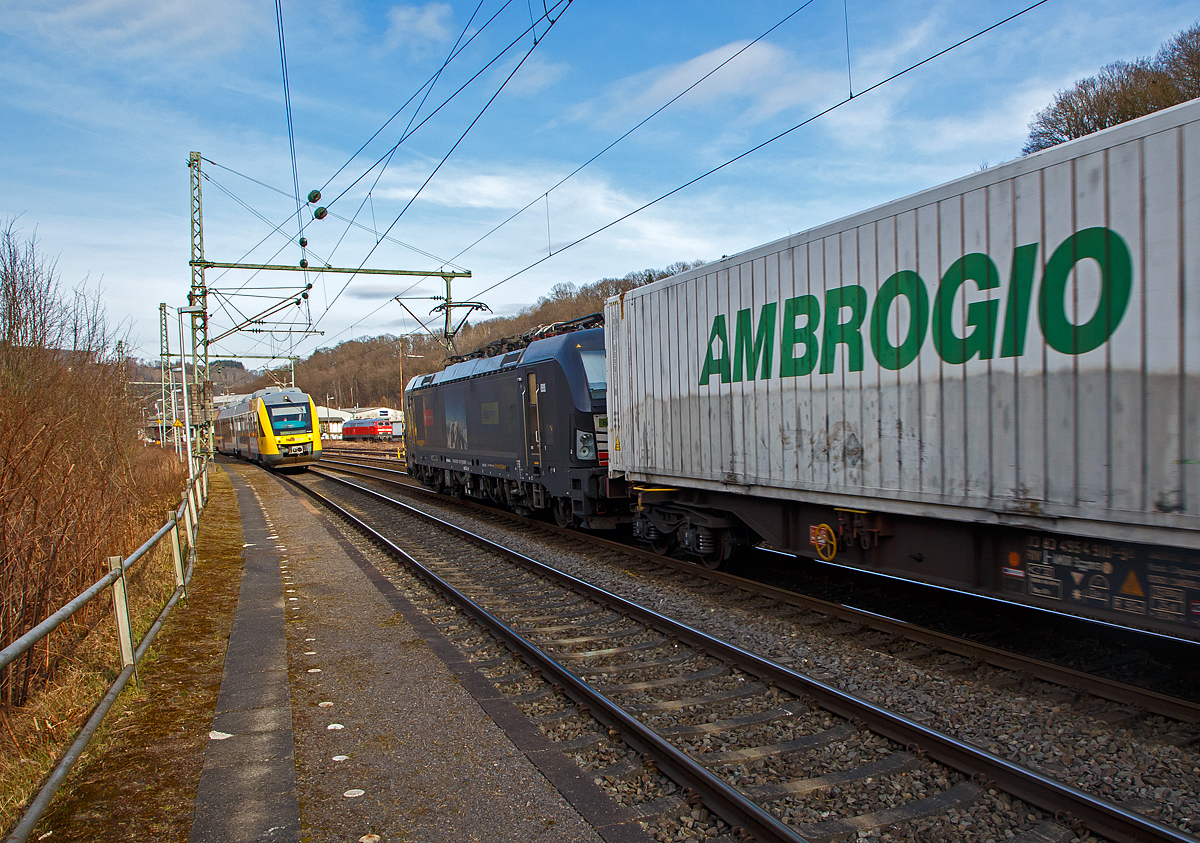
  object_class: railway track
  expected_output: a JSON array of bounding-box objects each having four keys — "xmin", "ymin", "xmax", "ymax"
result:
[
  {"xmin": 285, "ymin": 465, "xmax": 1200, "ymax": 843},
  {"xmin": 316, "ymin": 456, "xmax": 1200, "ymax": 725}
]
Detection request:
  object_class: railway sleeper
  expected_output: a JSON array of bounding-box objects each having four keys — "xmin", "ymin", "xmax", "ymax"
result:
[
  {"xmin": 699, "ymin": 725, "xmax": 857, "ymax": 766},
  {"xmin": 602, "ymin": 665, "xmax": 731, "ymax": 694},
  {"xmin": 744, "ymin": 752, "xmax": 922, "ymax": 802},
  {"xmin": 625, "ymin": 684, "xmax": 767, "ymax": 714},
  {"xmin": 575, "ymin": 652, "xmax": 693, "ymax": 678},
  {"xmin": 784, "ymin": 780, "xmax": 982, "ymax": 843},
  {"xmin": 552, "ymin": 626, "xmax": 647, "ymax": 646},
  {"xmin": 657, "ymin": 704, "xmax": 810, "ymax": 737},
  {"xmin": 553, "ymin": 640, "xmax": 669, "ymax": 661},
  {"xmin": 534, "ymin": 612, "xmax": 627, "ymax": 634}
]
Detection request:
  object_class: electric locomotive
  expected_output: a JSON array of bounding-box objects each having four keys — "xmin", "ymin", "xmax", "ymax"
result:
[
  {"xmin": 215, "ymin": 387, "xmax": 322, "ymax": 469},
  {"xmin": 404, "ymin": 316, "xmax": 625, "ymax": 528}
]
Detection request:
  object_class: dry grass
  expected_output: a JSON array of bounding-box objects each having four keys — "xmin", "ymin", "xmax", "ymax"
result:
[
  {"xmin": 0, "ymin": 220, "xmax": 195, "ymax": 836},
  {"xmin": 0, "ymin": 454, "xmax": 193, "ymax": 835},
  {"xmin": 24, "ymin": 466, "xmax": 245, "ymax": 842}
]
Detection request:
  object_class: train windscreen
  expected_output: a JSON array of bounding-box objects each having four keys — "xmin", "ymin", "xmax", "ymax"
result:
[
  {"xmin": 267, "ymin": 402, "xmax": 312, "ymax": 434},
  {"xmin": 579, "ymin": 349, "xmax": 606, "ymax": 402}
]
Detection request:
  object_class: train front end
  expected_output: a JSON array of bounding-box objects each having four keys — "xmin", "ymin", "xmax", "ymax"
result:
[{"xmin": 255, "ymin": 389, "xmax": 322, "ymax": 469}]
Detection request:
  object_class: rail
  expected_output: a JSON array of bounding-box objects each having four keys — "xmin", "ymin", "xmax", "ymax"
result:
[
  {"xmin": 303, "ymin": 468, "xmax": 1199, "ymax": 843},
  {"xmin": 318, "ymin": 457, "xmax": 1200, "ymax": 723},
  {"xmin": 1, "ymin": 462, "xmax": 211, "ymax": 843}
]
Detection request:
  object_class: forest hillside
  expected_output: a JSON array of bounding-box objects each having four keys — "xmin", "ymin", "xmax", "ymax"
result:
[{"xmin": 248, "ymin": 260, "xmax": 704, "ymax": 408}]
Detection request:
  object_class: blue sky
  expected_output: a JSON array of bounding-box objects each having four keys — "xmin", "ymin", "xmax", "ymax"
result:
[{"xmin": 2, "ymin": 0, "xmax": 1196, "ymax": 364}]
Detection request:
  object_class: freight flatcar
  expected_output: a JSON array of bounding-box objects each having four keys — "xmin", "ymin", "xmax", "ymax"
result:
[
  {"xmin": 403, "ymin": 317, "xmax": 623, "ymax": 528},
  {"xmin": 215, "ymin": 387, "xmax": 322, "ymax": 469},
  {"xmin": 607, "ymin": 98, "xmax": 1200, "ymax": 639},
  {"xmin": 342, "ymin": 417, "xmax": 393, "ymax": 441}
]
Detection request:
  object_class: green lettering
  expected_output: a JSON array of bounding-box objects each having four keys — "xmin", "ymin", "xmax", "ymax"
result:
[
  {"xmin": 780, "ymin": 295, "xmax": 820, "ymax": 377},
  {"xmin": 733, "ymin": 303, "xmax": 777, "ymax": 381},
  {"xmin": 699, "ymin": 314, "xmax": 731, "ymax": 385},
  {"xmin": 870, "ymin": 271, "xmax": 929, "ymax": 371},
  {"xmin": 999, "ymin": 243, "xmax": 1040, "ymax": 358},
  {"xmin": 820, "ymin": 285, "xmax": 867, "ymax": 374},
  {"xmin": 933, "ymin": 253, "xmax": 1000, "ymax": 364},
  {"xmin": 1038, "ymin": 227, "xmax": 1132, "ymax": 355}
]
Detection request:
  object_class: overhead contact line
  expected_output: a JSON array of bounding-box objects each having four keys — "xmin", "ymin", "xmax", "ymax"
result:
[
  {"xmin": 310, "ymin": 0, "xmax": 575, "ymax": 334},
  {"xmin": 469, "ymin": 0, "xmax": 1052, "ymax": 301},
  {"xmin": 449, "ymin": 0, "xmax": 820, "ymax": 264}
]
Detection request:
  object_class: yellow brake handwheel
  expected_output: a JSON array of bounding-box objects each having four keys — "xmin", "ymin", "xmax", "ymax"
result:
[{"xmin": 814, "ymin": 524, "xmax": 837, "ymax": 561}]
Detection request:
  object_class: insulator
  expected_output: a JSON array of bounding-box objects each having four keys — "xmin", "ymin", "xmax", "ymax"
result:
[
  {"xmin": 300, "ymin": 258, "xmax": 309, "ymax": 268},
  {"xmin": 301, "ymin": 291, "xmax": 309, "ymax": 299},
  {"xmin": 313, "ymin": 207, "xmax": 328, "ymax": 220},
  {"xmin": 298, "ymin": 236, "xmax": 308, "ymax": 247},
  {"xmin": 307, "ymin": 189, "xmax": 321, "ymax": 203}
]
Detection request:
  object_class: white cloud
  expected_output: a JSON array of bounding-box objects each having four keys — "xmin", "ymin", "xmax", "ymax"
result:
[
  {"xmin": 571, "ymin": 40, "xmax": 837, "ymax": 130},
  {"xmin": 506, "ymin": 55, "xmax": 570, "ymax": 96},
  {"xmin": 385, "ymin": 2, "xmax": 453, "ymax": 50},
  {"xmin": 4, "ymin": 0, "xmax": 266, "ymax": 61}
]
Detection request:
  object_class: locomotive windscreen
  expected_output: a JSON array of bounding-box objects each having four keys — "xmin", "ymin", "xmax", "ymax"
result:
[
  {"xmin": 267, "ymin": 402, "xmax": 311, "ymax": 433},
  {"xmin": 579, "ymin": 349, "xmax": 606, "ymax": 401}
]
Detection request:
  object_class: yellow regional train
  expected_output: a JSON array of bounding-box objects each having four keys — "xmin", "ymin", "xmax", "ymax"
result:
[{"xmin": 215, "ymin": 387, "xmax": 322, "ymax": 469}]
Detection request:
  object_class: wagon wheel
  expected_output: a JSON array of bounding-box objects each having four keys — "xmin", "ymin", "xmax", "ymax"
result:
[
  {"xmin": 552, "ymin": 497, "xmax": 576, "ymax": 528},
  {"xmin": 650, "ymin": 531, "xmax": 675, "ymax": 556},
  {"xmin": 698, "ymin": 529, "xmax": 732, "ymax": 571}
]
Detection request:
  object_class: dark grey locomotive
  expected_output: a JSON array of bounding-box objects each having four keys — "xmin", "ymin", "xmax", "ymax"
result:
[{"xmin": 404, "ymin": 325, "xmax": 625, "ymax": 528}]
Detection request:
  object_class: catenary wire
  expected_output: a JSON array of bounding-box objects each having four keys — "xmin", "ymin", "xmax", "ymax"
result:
[
  {"xmin": 317, "ymin": 0, "xmax": 514, "ymax": 196},
  {"xmin": 469, "ymin": 0, "xmax": 1051, "ymax": 301},
  {"xmin": 322, "ymin": 0, "xmax": 489, "ymax": 267},
  {"xmin": 310, "ymin": 0, "xmax": 574, "ymax": 333},
  {"xmin": 275, "ymin": 0, "xmax": 306, "ymax": 277},
  {"xmin": 200, "ymin": 158, "xmax": 465, "ymax": 270},
  {"xmin": 193, "ymin": 2, "xmax": 547, "ymax": 312},
  {"xmin": 321, "ymin": 0, "xmax": 568, "ymax": 214},
  {"xmin": 449, "ymin": 0, "xmax": 818, "ymax": 264}
]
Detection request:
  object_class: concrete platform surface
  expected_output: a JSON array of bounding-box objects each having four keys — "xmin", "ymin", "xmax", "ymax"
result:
[{"xmin": 193, "ymin": 462, "xmax": 614, "ymax": 843}]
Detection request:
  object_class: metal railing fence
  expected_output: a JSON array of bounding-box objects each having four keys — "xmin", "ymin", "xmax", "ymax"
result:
[{"xmin": 1, "ymin": 461, "xmax": 211, "ymax": 843}]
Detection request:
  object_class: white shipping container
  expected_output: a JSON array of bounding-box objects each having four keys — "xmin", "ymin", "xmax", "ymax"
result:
[{"xmin": 607, "ymin": 99, "xmax": 1200, "ymax": 550}]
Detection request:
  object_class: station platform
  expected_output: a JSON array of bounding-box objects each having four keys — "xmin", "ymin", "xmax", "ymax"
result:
[{"xmin": 191, "ymin": 461, "xmax": 651, "ymax": 843}]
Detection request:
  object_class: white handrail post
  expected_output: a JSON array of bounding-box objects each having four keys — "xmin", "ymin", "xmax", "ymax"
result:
[
  {"xmin": 170, "ymin": 521, "xmax": 187, "ymax": 597},
  {"xmin": 186, "ymin": 483, "xmax": 198, "ymax": 531},
  {"xmin": 202, "ymin": 461, "xmax": 209, "ymax": 504},
  {"xmin": 108, "ymin": 556, "xmax": 136, "ymax": 684},
  {"xmin": 182, "ymin": 494, "xmax": 196, "ymax": 552}
]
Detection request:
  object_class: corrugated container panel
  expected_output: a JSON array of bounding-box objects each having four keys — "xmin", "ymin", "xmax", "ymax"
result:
[
  {"xmin": 1143, "ymin": 127, "xmax": 1185, "ymax": 514},
  {"xmin": 607, "ymin": 99, "xmax": 1200, "ymax": 546},
  {"xmin": 1186, "ymin": 121, "xmax": 1200, "ymax": 514}
]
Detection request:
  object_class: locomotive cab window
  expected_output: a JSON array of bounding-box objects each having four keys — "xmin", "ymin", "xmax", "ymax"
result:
[
  {"xmin": 578, "ymin": 349, "xmax": 606, "ymax": 401},
  {"xmin": 267, "ymin": 403, "xmax": 311, "ymax": 434}
]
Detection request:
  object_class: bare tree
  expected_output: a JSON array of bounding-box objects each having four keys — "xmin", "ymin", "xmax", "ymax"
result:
[
  {"xmin": 271, "ymin": 259, "xmax": 708, "ymax": 406},
  {"xmin": 1023, "ymin": 20, "xmax": 1199, "ymax": 154},
  {"xmin": 1157, "ymin": 21, "xmax": 1200, "ymax": 100},
  {"xmin": 1023, "ymin": 59, "xmax": 1180, "ymax": 153},
  {"xmin": 0, "ymin": 221, "xmax": 183, "ymax": 708}
]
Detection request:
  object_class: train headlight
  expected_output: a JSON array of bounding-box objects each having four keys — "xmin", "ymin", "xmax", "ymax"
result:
[{"xmin": 575, "ymin": 430, "xmax": 596, "ymax": 460}]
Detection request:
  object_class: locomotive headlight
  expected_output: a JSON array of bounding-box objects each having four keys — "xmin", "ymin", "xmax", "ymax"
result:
[{"xmin": 575, "ymin": 430, "xmax": 597, "ymax": 460}]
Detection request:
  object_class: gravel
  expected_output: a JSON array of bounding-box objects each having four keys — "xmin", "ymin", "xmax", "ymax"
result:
[{"xmin": 314, "ymin": 474, "xmax": 1200, "ymax": 839}]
